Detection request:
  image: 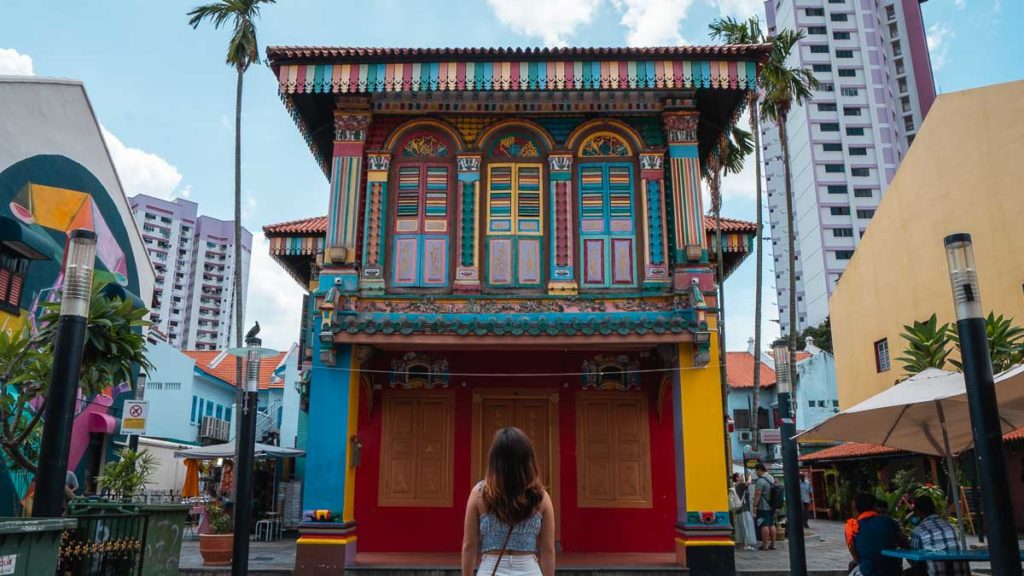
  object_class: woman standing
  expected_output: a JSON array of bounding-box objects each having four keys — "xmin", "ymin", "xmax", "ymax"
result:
[
  {"xmin": 732, "ymin": 473, "xmax": 758, "ymax": 551},
  {"xmin": 462, "ymin": 427, "xmax": 556, "ymax": 576}
]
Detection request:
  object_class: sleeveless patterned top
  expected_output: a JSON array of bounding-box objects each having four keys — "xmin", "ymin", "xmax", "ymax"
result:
[{"xmin": 476, "ymin": 481, "xmax": 542, "ymax": 553}]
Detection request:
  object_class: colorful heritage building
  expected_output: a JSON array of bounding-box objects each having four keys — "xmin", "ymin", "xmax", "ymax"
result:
[{"xmin": 263, "ymin": 45, "xmax": 765, "ymax": 574}]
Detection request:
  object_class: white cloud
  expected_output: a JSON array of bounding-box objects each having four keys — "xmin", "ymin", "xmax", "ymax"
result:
[
  {"xmin": 100, "ymin": 126, "xmax": 186, "ymax": 200},
  {"xmin": 953, "ymin": 0, "xmax": 965, "ymax": 8},
  {"xmin": 926, "ymin": 22, "xmax": 954, "ymax": 70},
  {"xmin": 710, "ymin": 0, "xmax": 764, "ymax": 19},
  {"xmin": 0, "ymin": 48, "xmax": 34, "ymax": 76},
  {"xmin": 613, "ymin": 0, "xmax": 693, "ymax": 46},
  {"xmin": 486, "ymin": 0, "xmax": 601, "ymax": 46},
  {"xmin": 244, "ymin": 233, "xmax": 303, "ymax": 352},
  {"xmin": 242, "ymin": 192, "xmax": 257, "ymax": 219}
]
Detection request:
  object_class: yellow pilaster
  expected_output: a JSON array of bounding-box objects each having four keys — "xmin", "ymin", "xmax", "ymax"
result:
[
  {"xmin": 342, "ymin": 353, "xmax": 361, "ymax": 523},
  {"xmin": 678, "ymin": 330, "xmax": 728, "ymax": 514}
]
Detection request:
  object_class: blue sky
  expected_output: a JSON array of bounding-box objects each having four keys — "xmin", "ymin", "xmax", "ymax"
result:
[{"xmin": 1, "ymin": 0, "xmax": 1019, "ymax": 351}]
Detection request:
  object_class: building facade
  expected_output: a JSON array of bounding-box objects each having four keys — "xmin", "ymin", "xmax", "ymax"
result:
[
  {"xmin": 830, "ymin": 80, "xmax": 1024, "ymax": 408},
  {"xmin": 129, "ymin": 194, "xmax": 252, "ymax": 350},
  {"xmin": 727, "ymin": 339, "xmax": 837, "ymax": 465},
  {"xmin": 142, "ymin": 339, "xmax": 298, "ymax": 446},
  {"xmin": 763, "ymin": 0, "xmax": 936, "ymax": 334},
  {"xmin": 264, "ymin": 44, "xmax": 765, "ymax": 575},
  {"xmin": 0, "ymin": 77, "xmax": 155, "ymax": 511}
]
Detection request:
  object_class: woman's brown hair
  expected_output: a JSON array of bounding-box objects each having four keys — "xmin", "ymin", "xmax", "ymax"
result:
[{"xmin": 482, "ymin": 427, "xmax": 544, "ymax": 525}]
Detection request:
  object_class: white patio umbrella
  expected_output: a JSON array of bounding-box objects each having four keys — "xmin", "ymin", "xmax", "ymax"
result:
[
  {"xmin": 173, "ymin": 441, "xmax": 305, "ymax": 460},
  {"xmin": 796, "ymin": 367, "xmax": 1024, "ymax": 548}
]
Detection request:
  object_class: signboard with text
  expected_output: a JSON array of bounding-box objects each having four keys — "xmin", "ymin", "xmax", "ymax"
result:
[{"xmin": 120, "ymin": 400, "xmax": 148, "ymax": 436}]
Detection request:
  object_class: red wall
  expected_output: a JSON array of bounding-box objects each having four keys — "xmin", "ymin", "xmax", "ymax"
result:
[{"xmin": 353, "ymin": 350, "xmax": 677, "ymax": 553}]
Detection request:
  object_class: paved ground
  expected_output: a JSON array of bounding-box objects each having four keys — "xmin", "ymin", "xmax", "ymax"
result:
[{"xmin": 178, "ymin": 520, "xmax": 1013, "ymax": 575}]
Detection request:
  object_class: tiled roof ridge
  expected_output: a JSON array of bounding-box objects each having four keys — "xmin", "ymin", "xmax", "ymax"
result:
[{"xmin": 266, "ymin": 44, "xmax": 772, "ymax": 62}]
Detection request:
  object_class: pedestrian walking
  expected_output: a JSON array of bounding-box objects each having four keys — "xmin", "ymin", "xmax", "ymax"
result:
[
  {"xmin": 752, "ymin": 463, "xmax": 778, "ymax": 550},
  {"xmin": 800, "ymin": 473, "xmax": 812, "ymax": 528},
  {"xmin": 462, "ymin": 427, "xmax": 556, "ymax": 576}
]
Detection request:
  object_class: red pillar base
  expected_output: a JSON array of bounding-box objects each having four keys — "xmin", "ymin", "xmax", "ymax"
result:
[{"xmin": 294, "ymin": 523, "xmax": 356, "ymax": 576}]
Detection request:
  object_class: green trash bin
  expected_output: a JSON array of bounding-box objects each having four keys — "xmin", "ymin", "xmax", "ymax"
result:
[
  {"xmin": 0, "ymin": 517, "xmax": 77, "ymax": 576},
  {"xmin": 68, "ymin": 500, "xmax": 189, "ymax": 576}
]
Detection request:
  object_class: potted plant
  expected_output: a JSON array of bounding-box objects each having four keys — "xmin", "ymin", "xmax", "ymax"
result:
[
  {"xmin": 97, "ymin": 448, "xmax": 157, "ymax": 501},
  {"xmin": 199, "ymin": 502, "xmax": 233, "ymax": 565}
]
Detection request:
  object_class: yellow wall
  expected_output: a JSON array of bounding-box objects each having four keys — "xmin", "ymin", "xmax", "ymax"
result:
[{"xmin": 831, "ymin": 80, "xmax": 1024, "ymax": 408}]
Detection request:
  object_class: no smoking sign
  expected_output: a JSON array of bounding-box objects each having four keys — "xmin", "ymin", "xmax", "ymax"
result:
[{"xmin": 120, "ymin": 400, "xmax": 149, "ymax": 436}]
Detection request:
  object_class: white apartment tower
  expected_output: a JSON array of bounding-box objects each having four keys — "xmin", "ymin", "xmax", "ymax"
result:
[
  {"xmin": 130, "ymin": 195, "xmax": 252, "ymax": 350},
  {"xmin": 763, "ymin": 0, "xmax": 936, "ymax": 335}
]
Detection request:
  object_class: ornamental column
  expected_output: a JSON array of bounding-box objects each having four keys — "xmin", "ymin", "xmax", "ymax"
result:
[
  {"xmin": 454, "ymin": 154, "xmax": 482, "ymax": 293},
  {"xmin": 547, "ymin": 152, "xmax": 577, "ymax": 295},
  {"xmin": 663, "ymin": 110, "xmax": 714, "ymax": 295},
  {"xmin": 360, "ymin": 152, "xmax": 390, "ymax": 294},
  {"xmin": 639, "ymin": 150, "xmax": 670, "ymax": 290},
  {"xmin": 323, "ymin": 109, "xmax": 370, "ymax": 292}
]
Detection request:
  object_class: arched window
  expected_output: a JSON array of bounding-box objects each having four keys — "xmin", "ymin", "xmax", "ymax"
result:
[
  {"xmin": 482, "ymin": 131, "xmax": 547, "ymax": 289},
  {"xmin": 576, "ymin": 131, "xmax": 637, "ymax": 289},
  {"xmin": 389, "ymin": 132, "xmax": 456, "ymax": 288}
]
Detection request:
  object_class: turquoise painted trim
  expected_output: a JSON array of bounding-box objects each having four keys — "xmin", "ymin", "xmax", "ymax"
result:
[
  {"xmin": 460, "ymin": 180, "xmax": 476, "ymax": 267},
  {"xmin": 668, "ymin": 144, "xmax": 699, "ymax": 158},
  {"xmin": 357, "ymin": 311, "xmax": 689, "ymax": 322},
  {"xmin": 303, "ymin": 343, "xmax": 352, "ymax": 516},
  {"xmin": 549, "ymin": 172, "xmax": 571, "ymax": 182},
  {"xmin": 684, "ymin": 511, "xmax": 732, "ymax": 528},
  {"xmin": 646, "ymin": 180, "xmax": 665, "ymax": 266}
]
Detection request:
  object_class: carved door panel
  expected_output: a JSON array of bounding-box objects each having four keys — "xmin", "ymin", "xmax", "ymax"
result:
[
  {"xmin": 516, "ymin": 400, "xmax": 552, "ymax": 491},
  {"xmin": 576, "ymin": 392, "xmax": 651, "ymax": 508},
  {"xmin": 474, "ymin": 396, "xmax": 555, "ymax": 491},
  {"xmin": 379, "ymin": 392, "xmax": 454, "ymax": 507}
]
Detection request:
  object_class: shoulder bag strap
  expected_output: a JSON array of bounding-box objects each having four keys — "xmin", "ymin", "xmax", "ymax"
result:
[{"xmin": 490, "ymin": 524, "xmax": 515, "ymax": 576}]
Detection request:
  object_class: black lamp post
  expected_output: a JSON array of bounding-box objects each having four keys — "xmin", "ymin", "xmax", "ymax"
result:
[
  {"xmin": 772, "ymin": 337, "xmax": 806, "ymax": 576},
  {"xmin": 33, "ymin": 229, "xmax": 97, "ymax": 518},
  {"xmin": 227, "ymin": 324, "xmax": 277, "ymax": 576},
  {"xmin": 943, "ymin": 233, "xmax": 1022, "ymax": 575}
]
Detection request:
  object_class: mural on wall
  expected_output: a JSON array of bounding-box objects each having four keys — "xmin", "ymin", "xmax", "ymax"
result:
[{"xmin": 0, "ymin": 154, "xmax": 143, "ymax": 505}]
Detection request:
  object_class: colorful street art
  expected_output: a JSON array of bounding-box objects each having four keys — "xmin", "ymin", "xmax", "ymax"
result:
[{"xmin": 0, "ymin": 154, "xmax": 143, "ymax": 511}]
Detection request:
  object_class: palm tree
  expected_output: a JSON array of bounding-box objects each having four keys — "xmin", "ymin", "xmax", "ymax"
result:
[
  {"xmin": 709, "ymin": 15, "xmax": 767, "ymax": 450},
  {"xmin": 703, "ymin": 123, "xmax": 753, "ymax": 467},
  {"xmin": 758, "ymin": 29, "xmax": 819, "ymax": 395},
  {"xmin": 188, "ymin": 0, "xmax": 274, "ymax": 438}
]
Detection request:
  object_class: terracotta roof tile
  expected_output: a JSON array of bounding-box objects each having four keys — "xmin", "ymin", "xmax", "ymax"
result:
[
  {"xmin": 800, "ymin": 442, "xmax": 902, "ymax": 462},
  {"xmin": 803, "ymin": 427, "xmax": 1024, "ymax": 462},
  {"xmin": 264, "ymin": 216, "xmax": 328, "ymax": 236},
  {"xmin": 726, "ymin": 351, "xmax": 776, "ymax": 389},
  {"xmin": 704, "ymin": 215, "xmax": 757, "ymax": 234},
  {"xmin": 766, "ymin": 350, "xmax": 813, "ymax": 363},
  {"xmin": 183, "ymin": 349, "xmax": 288, "ymax": 390},
  {"xmin": 267, "ymin": 45, "xmax": 772, "ymax": 64}
]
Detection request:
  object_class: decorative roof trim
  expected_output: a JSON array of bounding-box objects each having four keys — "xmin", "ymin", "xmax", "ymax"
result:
[
  {"xmin": 274, "ymin": 59, "xmax": 759, "ymax": 95},
  {"xmin": 267, "ymin": 45, "xmax": 771, "ymax": 63}
]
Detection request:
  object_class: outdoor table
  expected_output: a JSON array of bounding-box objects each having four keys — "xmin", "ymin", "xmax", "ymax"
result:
[{"xmin": 882, "ymin": 549, "xmax": 1024, "ymax": 561}]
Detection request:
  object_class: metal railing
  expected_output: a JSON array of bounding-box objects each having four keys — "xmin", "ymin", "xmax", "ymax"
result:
[{"xmin": 58, "ymin": 512, "xmax": 148, "ymax": 575}]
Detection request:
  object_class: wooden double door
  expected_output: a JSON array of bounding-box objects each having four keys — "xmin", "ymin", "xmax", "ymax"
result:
[{"xmin": 471, "ymin": 389, "xmax": 559, "ymax": 525}]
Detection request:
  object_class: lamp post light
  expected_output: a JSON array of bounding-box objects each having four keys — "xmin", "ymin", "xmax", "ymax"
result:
[
  {"xmin": 226, "ymin": 324, "xmax": 276, "ymax": 576},
  {"xmin": 943, "ymin": 233, "xmax": 1022, "ymax": 576},
  {"xmin": 772, "ymin": 337, "xmax": 806, "ymax": 576},
  {"xmin": 33, "ymin": 230, "xmax": 97, "ymax": 518}
]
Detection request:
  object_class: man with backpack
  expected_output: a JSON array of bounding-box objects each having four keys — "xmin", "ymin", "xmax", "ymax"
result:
[{"xmin": 752, "ymin": 463, "xmax": 781, "ymax": 550}]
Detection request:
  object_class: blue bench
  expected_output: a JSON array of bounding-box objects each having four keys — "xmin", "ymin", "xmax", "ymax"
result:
[{"xmin": 882, "ymin": 549, "xmax": 1024, "ymax": 562}]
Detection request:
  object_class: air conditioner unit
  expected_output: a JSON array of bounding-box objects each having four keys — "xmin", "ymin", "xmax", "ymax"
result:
[
  {"xmin": 738, "ymin": 431, "xmax": 754, "ymax": 442},
  {"xmin": 200, "ymin": 416, "xmax": 230, "ymax": 441}
]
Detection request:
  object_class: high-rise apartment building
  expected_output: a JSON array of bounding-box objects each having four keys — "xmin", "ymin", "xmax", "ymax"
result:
[
  {"xmin": 763, "ymin": 0, "xmax": 936, "ymax": 335},
  {"xmin": 130, "ymin": 195, "xmax": 252, "ymax": 350}
]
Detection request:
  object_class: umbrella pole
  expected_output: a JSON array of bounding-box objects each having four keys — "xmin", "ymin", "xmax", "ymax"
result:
[{"xmin": 936, "ymin": 401, "xmax": 968, "ymax": 551}]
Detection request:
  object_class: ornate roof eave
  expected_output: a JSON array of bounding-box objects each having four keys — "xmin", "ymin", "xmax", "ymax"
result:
[{"xmin": 267, "ymin": 45, "xmax": 766, "ymax": 178}]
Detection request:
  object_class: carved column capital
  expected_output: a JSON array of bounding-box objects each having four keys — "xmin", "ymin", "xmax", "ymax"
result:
[
  {"xmin": 548, "ymin": 152, "xmax": 573, "ymax": 173},
  {"xmin": 333, "ymin": 111, "xmax": 370, "ymax": 142},
  {"xmin": 639, "ymin": 150, "xmax": 665, "ymax": 171},
  {"xmin": 457, "ymin": 154, "xmax": 482, "ymax": 174},
  {"xmin": 662, "ymin": 111, "xmax": 699, "ymax": 144},
  {"xmin": 366, "ymin": 151, "xmax": 391, "ymax": 172}
]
